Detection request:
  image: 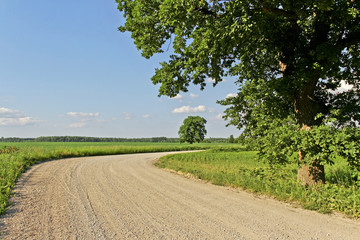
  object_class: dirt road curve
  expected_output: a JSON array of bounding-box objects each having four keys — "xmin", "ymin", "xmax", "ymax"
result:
[{"xmin": 1, "ymin": 152, "xmax": 359, "ymax": 239}]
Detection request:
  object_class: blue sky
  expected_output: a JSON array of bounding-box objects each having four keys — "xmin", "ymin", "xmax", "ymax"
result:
[{"xmin": 0, "ymin": 0, "xmax": 239, "ymax": 138}]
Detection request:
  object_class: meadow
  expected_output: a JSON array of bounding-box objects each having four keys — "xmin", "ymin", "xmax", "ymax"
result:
[{"xmin": 156, "ymin": 148, "xmax": 360, "ymax": 218}]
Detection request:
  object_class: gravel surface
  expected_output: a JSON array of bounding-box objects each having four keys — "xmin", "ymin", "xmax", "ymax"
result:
[{"xmin": 1, "ymin": 152, "xmax": 359, "ymax": 239}]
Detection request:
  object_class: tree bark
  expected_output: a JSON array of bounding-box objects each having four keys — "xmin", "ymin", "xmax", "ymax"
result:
[
  {"xmin": 278, "ymin": 18, "xmax": 327, "ymax": 185},
  {"xmin": 294, "ymin": 74, "xmax": 327, "ymax": 186},
  {"xmin": 297, "ymin": 162, "xmax": 325, "ymax": 186}
]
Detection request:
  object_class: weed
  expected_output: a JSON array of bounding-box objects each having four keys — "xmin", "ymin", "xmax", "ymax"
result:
[{"xmin": 0, "ymin": 146, "xmax": 19, "ymax": 154}]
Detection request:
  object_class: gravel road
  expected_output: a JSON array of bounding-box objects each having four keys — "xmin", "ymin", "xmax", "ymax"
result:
[{"xmin": 1, "ymin": 152, "xmax": 359, "ymax": 239}]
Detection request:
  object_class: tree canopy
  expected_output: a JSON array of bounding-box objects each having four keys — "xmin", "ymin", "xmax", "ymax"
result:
[
  {"xmin": 117, "ymin": 0, "xmax": 359, "ymax": 126},
  {"xmin": 178, "ymin": 116, "xmax": 207, "ymax": 144},
  {"xmin": 117, "ymin": 0, "xmax": 360, "ymax": 184}
]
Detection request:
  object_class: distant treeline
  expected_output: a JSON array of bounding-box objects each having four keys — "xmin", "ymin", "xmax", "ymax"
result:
[
  {"xmin": 34, "ymin": 136, "xmax": 178, "ymax": 143},
  {"xmin": 0, "ymin": 137, "xmax": 34, "ymax": 142},
  {"xmin": 0, "ymin": 136, "xmax": 228, "ymax": 143}
]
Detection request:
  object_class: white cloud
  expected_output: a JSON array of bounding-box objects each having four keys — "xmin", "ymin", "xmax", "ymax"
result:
[
  {"xmin": 124, "ymin": 112, "xmax": 132, "ymax": 120},
  {"xmin": 68, "ymin": 122, "xmax": 87, "ymax": 128},
  {"xmin": 337, "ymin": 80, "xmax": 354, "ymax": 93},
  {"xmin": 0, "ymin": 107, "xmax": 39, "ymax": 126},
  {"xmin": 215, "ymin": 113, "xmax": 223, "ymax": 120},
  {"xmin": 67, "ymin": 118, "xmax": 106, "ymax": 128},
  {"xmin": 0, "ymin": 117, "xmax": 39, "ymax": 126},
  {"xmin": 95, "ymin": 119, "xmax": 106, "ymax": 123},
  {"xmin": 226, "ymin": 93, "xmax": 238, "ymax": 99},
  {"xmin": 64, "ymin": 111, "xmax": 101, "ymax": 128},
  {"xmin": 0, "ymin": 107, "xmax": 24, "ymax": 118},
  {"xmin": 190, "ymin": 93, "xmax": 199, "ymax": 99},
  {"xmin": 208, "ymin": 108, "xmax": 216, "ymax": 113},
  {"xmin": 142, "ymin": 114, "xmax": 151, "ymax": 119},
  {"xmin": 169, "ymin": 94, "xmax": 184, "ymax": 100},
  {"xmin": 172, "ymin": 105, "xmax": 207, "ymax": 114},
  {"xmin": 207, "ymin": 78, "xmax": 228, "ymax": 83},
  {"xmin": 328, "ymin": 80, "xmax": 355, "ymax": 94},
  {"xmin": 66, "ymin": 112, "xmax": 100, "ymax": 118}
]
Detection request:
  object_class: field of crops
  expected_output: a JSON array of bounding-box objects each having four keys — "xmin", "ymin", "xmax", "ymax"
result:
[
  {"xmin": 156, "ymin": 149, "xmax": 360, "ymax": 218},
  {"xmin": 0, "ymin": 142, "xmax": 233, "ymax": 215}
]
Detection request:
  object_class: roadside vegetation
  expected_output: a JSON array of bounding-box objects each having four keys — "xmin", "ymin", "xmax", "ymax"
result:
[
  {"xmin": 0, "ymin": 142, "xmax": 222, "ymax": 215},
  {"xmin": 156, "ymin": 148, "xmax": 360, "ymax": 218}
]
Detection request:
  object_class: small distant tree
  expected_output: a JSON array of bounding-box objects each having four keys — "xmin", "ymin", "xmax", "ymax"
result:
[
  {"xmin": 178, "ymin": 116, "xmax": 207, "ymax": 144},
  {"xmin": 228, "ymin": 135, "xmax": 235, "ymax": 143}
]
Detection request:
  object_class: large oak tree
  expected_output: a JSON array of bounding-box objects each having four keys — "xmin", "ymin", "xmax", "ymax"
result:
[{"xmin": 117, "ymin": 0, "xmax": 360, "ymax": 185}]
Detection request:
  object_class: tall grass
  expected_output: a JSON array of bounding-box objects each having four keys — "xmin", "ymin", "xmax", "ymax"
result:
[
  {"xmin": 156, "ymin": 149, "xmax": 360, "ymax": 218},
  {"xmin": 0, "ymin": 142, "xmax": 232, "ymax": 215}
]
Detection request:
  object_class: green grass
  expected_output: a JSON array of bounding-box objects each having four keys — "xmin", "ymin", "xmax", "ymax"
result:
[
  {"xmin": 156, "ymin": 149, "xmax": 360, "ymax": 218},
  {"xmin": 0, "ymin": 142, "xmax": 237, "ymax": 215}
]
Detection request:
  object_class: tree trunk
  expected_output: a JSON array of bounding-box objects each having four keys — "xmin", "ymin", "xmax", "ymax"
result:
[
  {"xmin": 297, "ymin": 137, "xmax": 325, "ymax": 186},
  {"xmin": 280, "ymin": 41, "xmax": 327, "ymax": 185},
  {"xmin": 293, "ymin": 74, "xmax": 327, "ymax": 186},
  {"xmin": 295, "ymin": 121, "xmax": 326, "ymax": 186},
  {"xmin": 297, "ymin": 162, "xmax": 325, "ymax": 187}
]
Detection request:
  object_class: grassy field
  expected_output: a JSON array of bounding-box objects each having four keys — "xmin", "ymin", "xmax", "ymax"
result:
[
  {"xmin": 0, "ymin": 142, "xmax": 232, "ymax": 215},
  {"xmin": 156, "ymin": 149, "xmax": 360, "ymax": 218}
]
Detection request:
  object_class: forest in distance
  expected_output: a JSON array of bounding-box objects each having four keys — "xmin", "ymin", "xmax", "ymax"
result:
[{"xmin": 0, "ymin": 136, "xmax": 229, "ymax": 143}]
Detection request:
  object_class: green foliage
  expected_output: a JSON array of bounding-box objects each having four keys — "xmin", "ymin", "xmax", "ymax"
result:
[
  {"xmin": 117, "ymin": 0, "xmax": 359, "ymax": 124},
  {"xmin": 178, "ymin": 116, "xmax": 207, "ymax": 144},
  {"xmin": 156, "ymin": 149, "xmax": 360, "ymax": 218},
  {"xmin": 228, "ymin": 134, "xmax": 235, "ymax": 143},
  {"xmin": 242, "ymin": 114, "xmax": 360, "ymax": 172},
  {"xmin": 297, "ymin": 124, "xmax": 360, "ymax": 170}
]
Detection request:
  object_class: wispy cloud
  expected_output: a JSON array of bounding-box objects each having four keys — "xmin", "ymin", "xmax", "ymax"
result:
[
  {"xmin": 208, "ymin": 108, "xmax": 216, "ymax": 113},
  {"xmin": 169, "ymin": 94, "xmax": 184, "ymax": 100},
  {"xmin": 215, "ymin": 113, "xmax": 223, "ymax": 120},
  {"xmin": 123, "ymin": 112, "xmax": 132, "ymax": 120},
  {"xmin": 207, "ymin": 78, "xmax": 216, "ymax": 83},
  {"xmin": 207, "ymin": 78, "xmax": 228, "ymax": 83},
  {"xmin": 65, "ymin": 111, "xmax": 101, "ymax": 128},
  {"xmin": 190, "ymin": 93, "xmax": 199, "ymax": 99},
  {"xmin": 0, "ymin": 117, "xmax": 39, "ymax": 126},
  {"xmin": 225, "ymin": 93, "xmax": 238, "ymax": 99},
  {"xmin": 0, "ymin": 107, "xmax": 23, "ymax": 118},
  {"xmin": 66, "ymin": 112, "xmax": 100, "ymax": 118},
  {"xmin": 68, "ymin": 122, "xmax": 87, "ymax": 128},
  {"xmin": 142, "ymin": 114, "xmax": 151, "ymax": 119},
  {"xmin": 0, "ymin": 107, "xmax": 39, "ymax": 126},
  {"xmin": 172, "ymin": 105, "xmax": 207, "ymax": 114}
]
